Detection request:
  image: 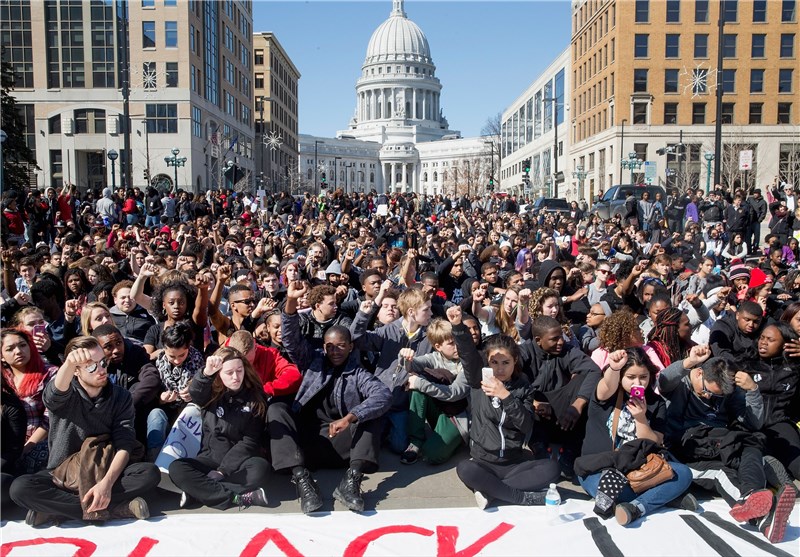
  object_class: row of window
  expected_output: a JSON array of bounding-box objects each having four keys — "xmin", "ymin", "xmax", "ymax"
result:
[
  {"xmin": 142, "ymin": 61, "xmax": 178, "ymax": 88},
  {"xmin": 141, "ymin": 0, "xmax": 177, "ymax": 7},
  {"xmin": 633, "ymin": 101, "xmax": 793, "ymax": 126},
  {"xmin": 142, "ymin": 20, "xmax": 177, "ymax": 48},
  {"xmin": 634, "ymin": 33, "xmax": 795, "ymax": 59},
  {"xmin": 633, "ymin": 68, "xmax": 795, "ymax": 95},
  {"xmin": 573, "ymin": 3, "xmax": 614, "ymax": 60},
  {"xmin": 635, "ymin": 0, "xmax": 796, "ymax": 24}
]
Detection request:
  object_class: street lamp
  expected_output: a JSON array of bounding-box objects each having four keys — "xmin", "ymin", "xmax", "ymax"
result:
[
  {"xmin": 0, "ymin": 129, "xmax": 6, "ymax": 200},
  {"xmin": 164, "ymin": 147, "xmax": 187, "ymax": 193},
  {"xmin": 334, "ymin": 156, "xmax": 341, "ymax": 189},
  {"xmin": 620, "ymin": 152, "xmax": 644, "ymax": 184},
  {"xmin": 314, "ymin": 140, "xmax": 325, "ymax": 194},
  {"xmin": 572, "ymin": 165, "xmax": 587, "ymax": 201},
  {"xmin": 704, "ymin": 152, "xmax": 715, "ymax": 194},
  {"xmin": 543, "ymin": 98, "xmax": 560, "ymax": 197},
  {"xmin": 107, "ymin": 149, "xmax": 119, "ymax": 189},
  {"xmin": 483, "ymin": 139, "xmax": 496, "ymax": 192}
]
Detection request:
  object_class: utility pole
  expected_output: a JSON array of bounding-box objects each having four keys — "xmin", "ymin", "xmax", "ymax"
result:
[
  {"xmin": 117, "ymin": 0, "xmax": 132, "ymax": 187},
  {"xmin": 713, "ymin": 0, "xmax": 726, "ymax": 186}
]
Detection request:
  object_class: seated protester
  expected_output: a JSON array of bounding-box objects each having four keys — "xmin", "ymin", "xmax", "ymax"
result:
[
  {"xmin": 140, "ymin": 273, "xmax": 209, "ymax": 357},
  {"xmin": 709, "ymin": 300, "xmax": 764, "ymax": 362},
  {"xmin": 0, "ymin": 329, "xmax": 58, "ymax": 473},
  {"xmin": 79, "ymin": 302, "xmax": 113, "ymax": 337},
  {"xmin": 746, "ymin": 323, "xmax": 800, "ymax": 480},
  {"xmin": 109, "ymin": 281, "xmax": 154, "ymax": 344},
  {"xmin": 349, "ymin": 288, "xmax": 433, "ymax": 455},
  {"xmin": 576, "ymin": 348, "xmax": 694, "ymax": 526},
  {"xmin": 10, "ymin": 306, "xmax": 61, "ymax": 367},
  {"xmin": 10, "ymin": 336, "xmax": 160, "ymax": 527},
  {"xmin": 1, "ymin": 373, "xmax": 26, "ymax": 506},
  {"xmin": 480, "ymin": 262, "xmax": 506, "ymax": 297},
  {"xmin": 254, "ymin": 311, "xmax": 291, "ymax": 360},
  {"xmin": 647, "ymin": 307, "xmax": 696, "ymax": 367},
  {"xmin": 591, "ymin": 308, "xmax": 665, "ymax": 370},
  {"xmin": 208, "ymin": 265, "xmax": 259, "ymax": 345},
  {"xmin": 225, "ymin": 330, "xmax": 302, "ymax": 400},
  {"xmin": 526, "ymin": 287, "xmax": 578, "ymax": 348},
  {"xmin": 340, "ymin": 269, "xmax": 388, "ymax": 319},
  {"xmin": 256, "ymin": 266, "xmax": 286, "ymax": 307},
  {"xmin": 168, "ymin": 348, "xmax": 270, "ymax": 510},
  {"xmin": 298, "ymin": 284, "xmax": 353, "ymax": 351},
  {"xmin": 658, "ymin": 347, "xmax": 796, "ymax": 543},
  {"xmin": 577, "ymin": 302, "xmax": 612, "ymax": 354},
  {"xmin": 447, "ymin": 307, "xmax": 561, "ymax": 509},
  {"xmin": 281, "ymin": 288, "xmax": 391, "ymax": 514},
  {"xmin": 638, "ymin": 291, "xmax": 672, "ymax": 341},
  {"xmin": 472, "ymin": 284, "xmax": 528, "ymax": 341},
  {"xmin": 436, "ymin": 245, "xmax": 471, "ymax": 303},
  {"xmin": 401, "ymin": 318, "xmax": 470, "ymax": 465},
  {"xmin": 29, "ymin": 274, "xmax": 68, "ymax": 355},
  {"xmin": 691, "ymin": 276, "xmax": 731, "ymax": 345},
  {"xmin": 146, "ymin": 322, "xmax": 205, "ymax": 459},
  {"xmin": 92, "ymin": 325, "xmax": 160, "ymax": 441},
  {"xmin": 522, "ymin": 316, "xmax": 602, "ymax": 477}
]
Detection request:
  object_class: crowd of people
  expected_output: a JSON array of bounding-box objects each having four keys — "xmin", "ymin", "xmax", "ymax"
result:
[{"xmin": 0, "ymin": 180, "xmax": 798, "ymax": 544}]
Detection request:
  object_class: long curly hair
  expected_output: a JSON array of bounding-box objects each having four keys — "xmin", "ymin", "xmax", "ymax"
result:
[
  {"xmin": 204, "ymin": 347, "xmax": 267, "ymax": 418},
  {"xmin": 528, "ymin": 287, "xmax": 572, "ymax": 338},
  {"xmin": 150, "ymin": 278, "xmax": 197, "ymax": 323},
  {"xmin": 648, "ymin": 307, "xmax": 686, "ymax": 366},
  {"xmin": 597, "ymin": 308, "xmax": 640, "ymax": 352}
]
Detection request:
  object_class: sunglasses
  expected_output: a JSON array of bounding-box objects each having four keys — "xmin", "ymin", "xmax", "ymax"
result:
[
  {"xmin": 84, "ymin": 358, "xmax": 110, "ymax": 373},
  {"xmin": 233, "ymin": 298, "xmax": 256, "ymax": 306},
  {"xmin": 597, "ymin": 269, "xmax": 611, "ymax": 274}
]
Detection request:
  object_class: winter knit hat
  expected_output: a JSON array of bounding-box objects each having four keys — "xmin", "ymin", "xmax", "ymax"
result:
[
  {"xmin": 748, "ymin": 268, "xmax": 773, "ymax": 290},
  {"xmin": 728, "ymin": 264, "xmax": 751, "ymax": 283}
]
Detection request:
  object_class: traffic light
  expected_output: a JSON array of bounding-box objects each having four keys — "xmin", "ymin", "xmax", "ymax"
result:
[
  {"xmin": 143, "ymin": 169, "xmax": 150, "ymax": 183},
  {"xmin": 523, "ymin": 158, "xmax": 531, "ymax": 174},
  {"xmin": 321, "ymin": 172, "xmax": 327, "ymax": 188}
]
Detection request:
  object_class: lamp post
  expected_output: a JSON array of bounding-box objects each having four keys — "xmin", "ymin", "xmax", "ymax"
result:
[
  {"xmin": 704, "ymin": 152, "xmax": 715, "ymax": 194},
  {"xmin": 544, "ymin": 97, "xmax": 560, "ymax": 197},
  {"xmin": 572, "ymin": 165, "xmax": 587, "ymax": 201},
  {"xmin": 314, "ymin": 140, "xmax": 324, "ymax": 194},
  {"xmin": 619, "ymin": 118, "xmax": 627, "ymax": 184},
  {"xmin": 107, "ymin": 149, "xmax": 118, "ymax": 189},
  {"xmin": 258, "ymin": 96, "xmax": 267, "ymax": 191},
  {"xmin": 345, "ymin": 162, "xmax": 354, "ymax": 194},
  {"xmin": 164, "ymin": 147, "xmax": 187, "ymax": 193},
  {"xmin": 334, "ymin": 156, "xmax": 341, "ymax": 190},
  {"xmin": 483, "ymin": 139, "xmax": 496, "ymax": 192},
  {"xmin": 0, "ymin": 129, "xmax": 6, "ymax": 200},
  {"xmin": 620, "ymin": 152, "xmax": 644, "ymax": 184}
]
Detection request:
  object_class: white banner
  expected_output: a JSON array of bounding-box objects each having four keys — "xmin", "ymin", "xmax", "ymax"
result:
[{"xmin": 1, "ymin": 499, "xmax": 797, "ymax": 557}]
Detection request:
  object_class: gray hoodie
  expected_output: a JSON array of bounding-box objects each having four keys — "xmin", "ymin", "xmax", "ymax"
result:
[{"xmin": 95, "ymin": 187, "xmax": 117, "ymax": 223}]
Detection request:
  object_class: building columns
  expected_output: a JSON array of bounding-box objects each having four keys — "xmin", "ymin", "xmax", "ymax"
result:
[{"xmin": 401, "ymin": 163, "xmax": 407, "ymax": 190}]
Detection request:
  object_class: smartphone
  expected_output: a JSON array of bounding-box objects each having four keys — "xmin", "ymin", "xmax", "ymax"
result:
[
  {"xmin": 481, "ymin": 367, "xmax": 494, "ymax": 382},
  {"xmin": 630, "ymin": 385, "xmax": 646, "ymax": 401},
  {"xmin": 32, "ymin": 323, "xmax": 47, "ymax": 337}
]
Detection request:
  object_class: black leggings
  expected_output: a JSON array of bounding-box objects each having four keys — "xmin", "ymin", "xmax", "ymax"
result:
[{"xmin": 456, "ymin": 456, "xmax": 561, "ymax": 505}]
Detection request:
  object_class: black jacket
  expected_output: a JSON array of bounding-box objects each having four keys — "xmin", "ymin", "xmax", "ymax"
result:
[
  {"xmin": 107, "ymin": 340, "xmax": 160, "ymax": 410},
  {"xmin": 189, "ymin": 373, "xmax": 266, "ymax": 475},
  {"xmin": 111, "ymin": 304, "xmax": 155, "ymax": 344},
  {"xmin": 520, "ymin": 340, "xmax": 601, "ymax": 403},
  {"xmin": 453, "ymin": 324, "xmax": 535, "ymax": 464},
  {"xmin": 746, "ymin": 356, "xmax": 800, "ymax": 427},
  {"xmin": 709, "ymin": 313, "xmax": 761, "ymax": 362}
]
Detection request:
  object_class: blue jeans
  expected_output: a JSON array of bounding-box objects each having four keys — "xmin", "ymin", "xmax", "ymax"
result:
[
  {"xmin": 147, "ymin": 408, "xmax": 170, "ymax": 450},
  {"xmin": 578, "ymin": 457, "xmax": 693, "ymax": 516},
  {"xmin": 145, "ymin": 214, "xmax": 160, "ymax": 228},
  {"xmin": 384, "ymin": 409, "xmax": 409, "ymax": 454},
  {"xmin": 126, "ymin": 213, "xmax": 139, "ymax": 226}
]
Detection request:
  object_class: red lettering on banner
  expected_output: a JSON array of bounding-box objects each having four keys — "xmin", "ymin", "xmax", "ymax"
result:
[
  {"xmin": 239, "ymin": 528, "xmax": 305, "ymax": 557},
  {"xmin": 436, "ymin": 523, "xmax": 514, "ymax": 557},
  {"xmin": 1, "ymin": 537, "xmax": 97, "ymax": 557},
  {"xmin": 127, "ymin": 537, "xmax": 159, "ymax": 557},
  {"xmin": 344, "ymin": 525, "xmax": 435, "ymax": 557}
]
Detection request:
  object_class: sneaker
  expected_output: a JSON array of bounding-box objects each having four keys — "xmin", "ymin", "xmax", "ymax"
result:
[
  {"xmin": 400, "ymin": 444, "xmax": 420, "ymax": 465},
  {"xmin": 25, "ymin": 509, "xmax": 59, "ymax": 528},
  {"xmin": 179, "ymin": 491, "xmax": 194, "ymax": 509},
  {"xmin": 615, "ymin": 502, "xmax": 644, "ymax": 526},
  {"xmin": 666, "ymin": 492, "xmax": 699, "ymax": 512},
  {"xmin": 758, "ymin": 484, "xmax": 797, "ymax": 543},
  {"xmin": 109, "ymin": 497, "xmax": 150, "ymax": 520},
  {"xmin": 333, "ymin": 468, "xmax": 365, "ymax": 512},
  {"xmin": 474, "ymin": 490, "xmax": 489, "ymax": 510},
  {"xmin": 233, "ymin": 488, "xmax": 268, "ymax": 510},
  {"xmin": 730, "ymin": 489, "xmax": 773, "ymax": 523},
  {"xmin": 291, "ymin": 469, "xmax": 323, "ymax": 515}
]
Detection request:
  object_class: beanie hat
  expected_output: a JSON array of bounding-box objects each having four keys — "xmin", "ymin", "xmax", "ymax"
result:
[
  {"xmin": 160, "ymin": 225, "xmax": 171, "ymax": 234},
  {"xmin": 728, "ymin": 264, "xmax": 751, "ymax": 283},
  {"xmin": 748, "ymin": 268, "xmax": 772, "ymax": 290}
]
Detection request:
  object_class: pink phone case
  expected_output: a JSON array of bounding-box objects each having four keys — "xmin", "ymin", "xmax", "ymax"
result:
[{"xmin": 630, "ymin": 386, "xmax": 645, "ymax": 400}]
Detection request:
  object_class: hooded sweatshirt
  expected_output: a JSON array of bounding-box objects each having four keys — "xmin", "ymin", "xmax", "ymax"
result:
[{"xmin": 95, "ymin": 188, "xmax": 117, "ymax": 223}]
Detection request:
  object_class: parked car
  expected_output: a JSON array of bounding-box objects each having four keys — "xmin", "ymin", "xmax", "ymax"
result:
[
  {"xmin": 528, "ymin": 197, "xmax": 572, "ymax": 216},
  {"xmin": 590, "ymin": 184, "xmax": 666, "ymax": 220}
]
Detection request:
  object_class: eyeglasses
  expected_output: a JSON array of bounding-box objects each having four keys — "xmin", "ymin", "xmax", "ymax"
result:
[
  {"xmin": 84, "ymin": 358, "xmax": 109, "ymax": 373},
  {"xmin": 588, "ymin": 311, "xmax": 606, "ymax": 317},
  {"xmin": 700, "ymin": 376, "xmax": 722, "ymax": 399},
  {"xmin": 233, "ymin": 298, "xmax": 256, "ymax": 306}
]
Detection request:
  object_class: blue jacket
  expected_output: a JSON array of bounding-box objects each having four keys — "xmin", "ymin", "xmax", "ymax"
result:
[{"xmin": 282, "ymin": 311, "xmax": 390, "ymax": 423}]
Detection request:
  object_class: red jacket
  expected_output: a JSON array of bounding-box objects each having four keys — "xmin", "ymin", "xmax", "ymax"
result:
[
  {"xmin": 122, "ymin": 198, "xmax": 138, "ymax": 215},
  {"xmin": 3, "ymin": 209, "xmax": 25, "ymax": 235},
  {"xmin": 226, "ymin": 341, "xmax": 302, "ymax": 397}
]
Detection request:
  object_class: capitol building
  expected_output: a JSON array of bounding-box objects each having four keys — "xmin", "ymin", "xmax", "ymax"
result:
[{"xmin": 299, "ymin": 0, "xmax": 496, "ymax": 197}]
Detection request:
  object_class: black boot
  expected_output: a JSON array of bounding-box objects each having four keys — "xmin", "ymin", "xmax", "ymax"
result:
[
  {"xmin": 292, "ymin": 468, "xmax": 323, "ymax": 514},
  {"xmin": 333, "ymin": 467, "xmax": 365, "ymax": 512}
]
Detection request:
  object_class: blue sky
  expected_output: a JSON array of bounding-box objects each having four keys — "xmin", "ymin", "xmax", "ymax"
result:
[{"xmin": 253, "ymin": 0, "xmax": 572, "ymax": 138}]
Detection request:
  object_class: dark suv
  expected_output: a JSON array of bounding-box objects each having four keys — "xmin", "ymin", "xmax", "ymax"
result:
[
  {"xmin": 528, "ymin": 197, "xmax": 572, "ymax": 216},
  {"xmin": 590, "ymin": 184, "xmax": 666, "ymax": 220}
]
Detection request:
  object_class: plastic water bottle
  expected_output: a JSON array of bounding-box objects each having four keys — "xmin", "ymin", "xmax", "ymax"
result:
[{"xmin": 545, "ymin": 483, "xmax": 561, "ymax": 516}]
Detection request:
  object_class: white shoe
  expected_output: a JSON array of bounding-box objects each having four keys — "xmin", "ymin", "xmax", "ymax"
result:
[
  {"xmin": 179, "ymin": 491, "xmax": 189, "ymax": 508},
  {"xmin": 474, "ymin": 490, "xmax": 489, "ymax": 510}
]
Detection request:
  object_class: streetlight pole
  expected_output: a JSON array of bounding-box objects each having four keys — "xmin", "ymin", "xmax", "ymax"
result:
[
  {"xmin": 620, "ymin": 118, "xmax": 627, "ymax": 184},
  {"xmin": 544, "ymin": 98, "xmax": 559, "ymax": 197},
  {"xmin": 164, "ymin": 147, "xmax": 187, "ymax": 193},
  {"xmin": 621, "ymin": 152, "xmax": 643, "ymax": 184},
  {"xmin": 483, "ymin": 139, "xmax": 495, "ymax": 191},
  {"xmin": 334, "ymin": 156, "xmax": 341, "ymax": 190},
  {"xmin": 345, "ymin": 162, "xmax": 354, "ymax": 194},
  {"xmin": 704, "ymin": 152, "xmax": 715, "ymax": 193},
  {"xmin": 107, "ymin": 149, "xmax": 118, "ymax": 189},
  {"xmin": 572, "ymin": 165, "xmax": 587, "ymax": 201},
  {"xmin": 314, "ymin": 140, "xmax": 324, "ymax": 194},
  {"xmin": 713, "ymin": 0, "xmax": 726, "ymax": 186},
  {"xmin": 0, "ymin": 130, "xmax": 6, "ymax": 200},
  {"xmin": 259, "ymin": 96, "xmax": 266, "ymax": 190}
]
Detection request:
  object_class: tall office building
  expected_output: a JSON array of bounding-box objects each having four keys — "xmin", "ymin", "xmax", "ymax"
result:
[
  {"xmin": 252, "ymin": 32, "xmax": 300, "ymax": 193},
  {"xmin": 1, "ymin": 0, "xmax": 255, "ymax": 193},
  {"xmin": 569, "ymin": 0, "xmax": 799, "ymax": 201}
]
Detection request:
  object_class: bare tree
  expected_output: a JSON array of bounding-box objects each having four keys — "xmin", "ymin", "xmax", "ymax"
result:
[
  {"xmin": 778, "ymin": 129, "xmax": 800, "ymax": 189},
  {"xmin": 701, "ymin": 127, "xmax": 758, "ymax": 194}
]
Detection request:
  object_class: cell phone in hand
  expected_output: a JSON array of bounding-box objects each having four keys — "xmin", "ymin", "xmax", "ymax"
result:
[
  {"xmin": 32, "ymin": 323, "xmax": 47, "ymax": 337},
  {"xmin": 481, "ymin": 367, "xmax": 494, "ymax": 382},
  {"xmin": 630, "ymin": 385, "xmax": 645, "ymax": 401}
]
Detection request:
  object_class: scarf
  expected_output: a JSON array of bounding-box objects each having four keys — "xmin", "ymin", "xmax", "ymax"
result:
[{"xmin": 156, "ymin": 346, "xmax": 205, "ymax": 392}]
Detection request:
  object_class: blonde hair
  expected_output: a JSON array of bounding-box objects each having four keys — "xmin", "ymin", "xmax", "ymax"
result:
[
  {"xmin": 426, "ymin": 318, "xmax": 453, "ymax": 347},
  {"xmin": 227, "ymin": 330, "xmax": 255, "ymax": 356},
  {"xmin": 10, "ymin": 306, "xmax": 45, "ymax": 328},
  {"xmin": 397, "ymin": 289, "xmax": 430, "ymax": 319},
  {"xmin": 80, "ymin": 302, "xmax": 111, "ymax": 336}
]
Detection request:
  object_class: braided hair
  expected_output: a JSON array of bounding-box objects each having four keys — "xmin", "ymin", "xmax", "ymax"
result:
[{"xmin": 648, "ymin": 307, "xmax": 684, "ymax": 366}]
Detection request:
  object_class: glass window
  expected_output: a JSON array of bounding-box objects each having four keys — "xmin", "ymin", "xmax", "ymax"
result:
[
  {"xmin": 783, "ymin": 0, "xmax": 796, "ymax": 22},
  {"xmin": 721, "ymin": 69, "xmax": 736, "ymax": 93},
  {"xmin": 664, "ymin": 102, "xmax": 678, "ymax": 124},
  {"xmin": 192, "ymin": 106, "xmax": 202, "ymax": 137},
  {"xmin": 142, "ymin": 21, "xmax": 155, "ymax": 48},
  {"xmin": 145, "ymin": 103, "xmax": 178, "ymax": 133},
  {"xmin": 753, "ymin": 0, "xmax": 767, "ymax": 21},
  {"xmin": 723, "ymin": 0, "xmax": 738, "ymax": 22},
  {"xmin": 749, "ymin": 103, "xmax": 763, "ymax": 124},
  {"xmin": 165, "ymin": 21, "xmax": 177, "ymax": 48},
  {"xmin": 165, "ymin": 0, "xmax": 177, "ymax": 5},
  {"xmin": 665, "ymin": 34, "xmax": 680, "ymax": 57},
  {"xmin": 780, "ymin": 34, "xmax": 795, "ymax": 57},
  {"xmin": 635, "ymin": 0, "xmax": 649, "ymax": 22},
  {"xmin": 778, "ymin": 103, "xmax": 792, "ymax": 123},
  {"xmin": 166, "ymin": 62, "xmax": 178, "ymax": 87},
  {"xmin": 634, "ymin": 68, "xmax": 648, "ymax": 92},
  {"xmin": 695, "ymin": 0, "xmax": 709, "ymax": 22},
  {"xmin": 666, "ymin": 0, "xmax": 680, "ymax": 22},
  {"xmin": 752, "ymin": 34, "xmax": 766, "ymax": 57},
  {"xmin": 694, "ymin": 34, "xmax": 708, "ymax": 57},
  {"xmin": 692, "ymin": 103, "xmax": 706, "ymax": 124},
  {"xmin": 48, "ymin": 115, "xmax": 61, "ymax": 134},
  {"xmin": 779, "ymin": 69, "xmax": 794, "ymax": 93},
  {"xmin": 665, "ymin": 69, "xmax": 679, "ymax": 93},
  {"xmin": 720, "ymin": 103, "xmax": 735, "ymax": 124},
  {"xmin": 254, "ymin": 49, "xmax": 264, "ymax": 65},
  {"xmin": 635, "ymin": 34, "xmax": 649, "ymax": 57},
  {"xmin": 632, "ymin": 102, "xmax": 648, "ymax": 124},
  {"xmin": 142, "ymin": 0, "xmax": 154, "ymax": 7},
  {"xmin": 722, "ymin": 34, "xmax": 737, "ymax": 58},
  {"xmin": 750, "ymin": 69, "xmax": 765, "ymax": 93}
]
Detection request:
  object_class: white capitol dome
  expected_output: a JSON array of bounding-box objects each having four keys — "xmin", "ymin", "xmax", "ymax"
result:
[{"xmin": 364, "ymin": 0, "xmax": 432, "ymax": 65}]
